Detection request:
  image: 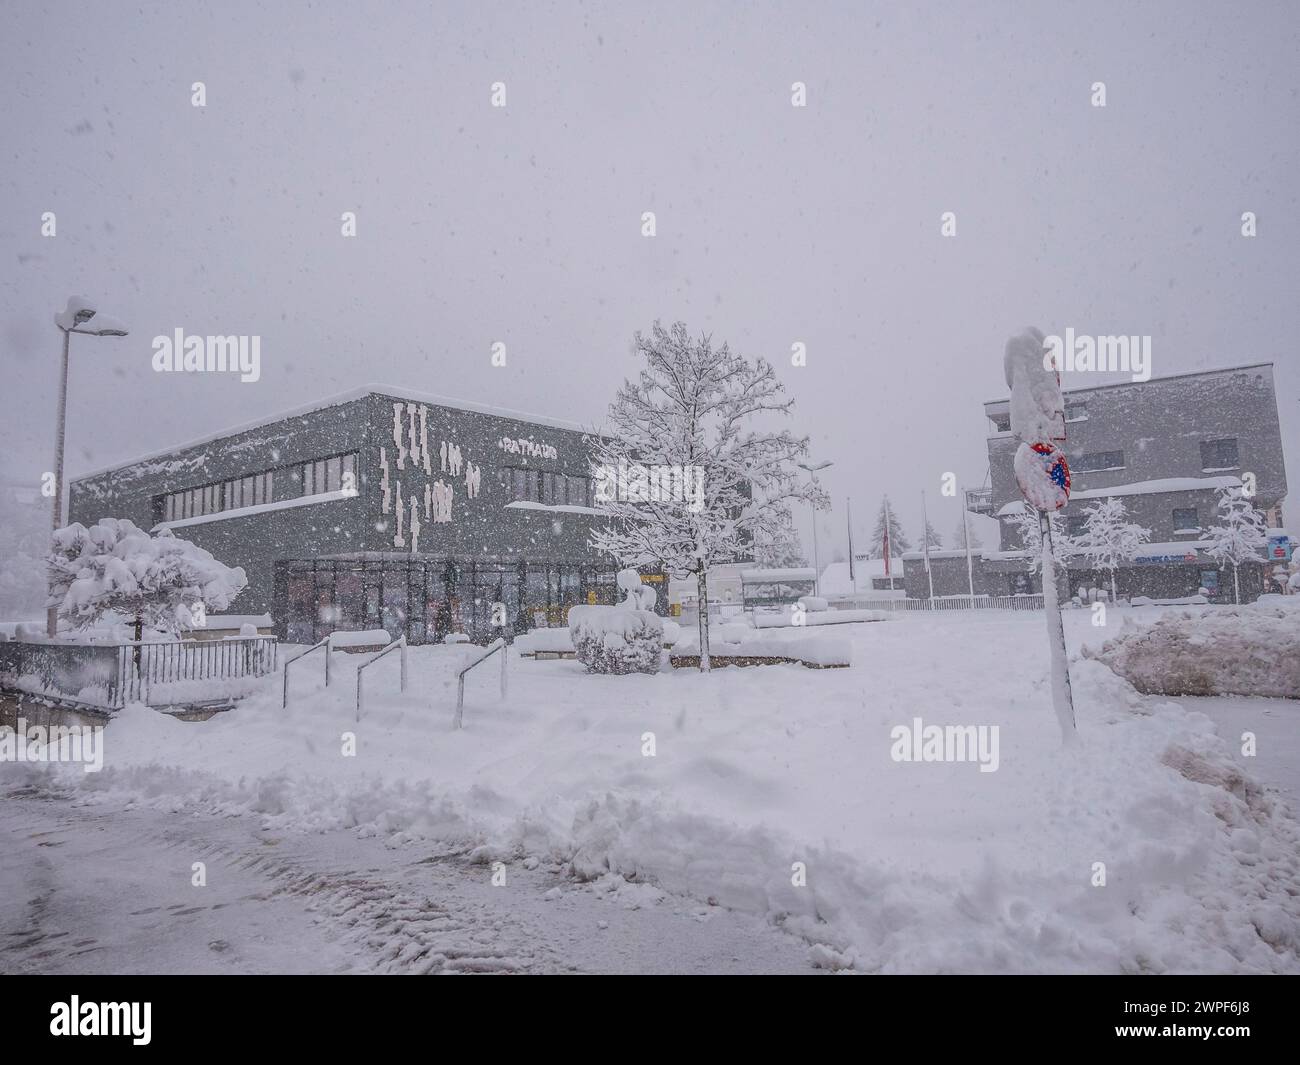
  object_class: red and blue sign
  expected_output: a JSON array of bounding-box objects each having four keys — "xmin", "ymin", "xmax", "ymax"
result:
[{"xmin": 1015, "ymin": 441, "xmax": 1072, "ymax": 512}]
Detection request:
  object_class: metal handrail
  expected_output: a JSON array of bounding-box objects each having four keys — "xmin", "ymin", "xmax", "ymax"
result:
[
  {"xmin": 454, "ymin": 637, "xmax": 507, "ymax": 729},
  {"xmin": 282, "ymin": 637, "xmax": 331, "ymax": 708},
  {"xmin": 355, "ymin": 636, "xmax": 407, "ymax": 722}
]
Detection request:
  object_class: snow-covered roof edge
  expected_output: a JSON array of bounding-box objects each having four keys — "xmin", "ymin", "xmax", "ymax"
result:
[
  {"xmin": 72, "ymin": 383, "xmax": 600, "ymax": 483},
  {"xmin": 982, "ymin": 361, "xmax": 1274, "ymax": 408}
]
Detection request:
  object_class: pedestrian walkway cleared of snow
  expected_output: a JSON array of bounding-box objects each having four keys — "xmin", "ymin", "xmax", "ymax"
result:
[{"xmin": 5, "ymin": 607, "xmax": 1298, "ymax": 974}]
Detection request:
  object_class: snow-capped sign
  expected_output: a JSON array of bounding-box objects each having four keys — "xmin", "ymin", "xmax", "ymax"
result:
[
  {"xmin": 1014, "ymin": 441, "xmax": 1071, "ymax": 511},
  {"xmin": 498, "ymin": 436, "xmax": 557, "ymax": 461},
  {"xmin": 1003, "ymin": 327, "xmax": 1065, "ymax": 443}
]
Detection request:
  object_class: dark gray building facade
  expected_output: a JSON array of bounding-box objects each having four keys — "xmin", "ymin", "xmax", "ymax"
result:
[
  {"xmin": 69, "ymin": 387, "xmax": 627, "ymax": 643},
  {"xmin": 904, "ymin": 363, "xmax": 1288, "ymax": 601}
]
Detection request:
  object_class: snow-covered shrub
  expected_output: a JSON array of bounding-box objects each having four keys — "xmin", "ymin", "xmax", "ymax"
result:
[
  {"xmin": 1085, "ymin": 602, "xmax": 1300, "ymax": 698},
  {"xmin": 798, "ymin": 595, "xmax": 829, "ymax": 612},
  {"xmin": 47, "ymin": 518, "xmax": 247, "ymax": 638},
  {"xmin": 569, "ymin": 605, "xmax": 663, "ymax": 675},
  {"xmin": 660, "ymin": 620, "xmax": 682, "ymax": 646}
]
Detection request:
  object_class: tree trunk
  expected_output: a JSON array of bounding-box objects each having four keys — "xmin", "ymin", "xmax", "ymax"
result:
[
  {"xmin": 695, "ymin": 568, "xmax": 711, "ymax": 673},
  {"xmin": 132, "ymin": 615, "xmax": 143, "ymax": 674},
  {"xmin": 1233, "ymin": 563, "xmax": 1240, "ymax": 605},
  {"xmin": 1110, "ymin": 571, "xmax": 1117, "ymax": 604}
]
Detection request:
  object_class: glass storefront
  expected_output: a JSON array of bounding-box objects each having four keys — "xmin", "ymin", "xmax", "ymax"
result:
[{"xmin": 277, "ymin": 558, "xmax": 620, "ymax": 645}]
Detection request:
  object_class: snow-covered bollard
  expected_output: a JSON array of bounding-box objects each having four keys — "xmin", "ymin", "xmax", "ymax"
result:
[{"xmin": 567, "ymin": 568, "xmax": 664, "ymax": 675}]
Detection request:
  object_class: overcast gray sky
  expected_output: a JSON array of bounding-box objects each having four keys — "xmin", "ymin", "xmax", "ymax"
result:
[{"xmin": 2, "ymin": 0, "xmax": 1297, "ymax": 554}]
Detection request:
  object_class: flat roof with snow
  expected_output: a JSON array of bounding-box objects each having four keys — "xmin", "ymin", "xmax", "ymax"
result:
[{"xmin": 73, "ymin": 383, "xmax": 597, "ymax": 483}]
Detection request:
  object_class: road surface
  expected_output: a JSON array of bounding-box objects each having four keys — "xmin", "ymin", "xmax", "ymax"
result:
[{"xmin": 0, "ymin": 785, "xmax": 815, "ymax": 975}]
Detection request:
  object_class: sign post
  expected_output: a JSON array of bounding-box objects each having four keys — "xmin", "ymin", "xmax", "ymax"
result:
[{"xmin": 1005, "ymin": 328, "xmax": 1077, "ymax": 743}]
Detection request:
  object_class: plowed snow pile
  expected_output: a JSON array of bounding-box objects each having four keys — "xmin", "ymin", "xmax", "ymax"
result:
[
  {"xmin": 12, "ymin": 610, "xmax": 1300, "ymax": 973},
  {"xmin": 1086, "ymin": 598, "xmax": 1300, "ymax": 698}
]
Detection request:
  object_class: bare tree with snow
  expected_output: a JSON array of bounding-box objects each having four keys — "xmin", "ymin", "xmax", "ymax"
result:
[
  {"xmin": 589, "ymin": 321, "xmax": 827, "ymax": 671},
  {"xmin": 1205, "ymin": 486, "xmax": 1269, "ymax": 604},
  {"xmin": 1071, "ymin": 497, "xmax": 1151, "ymax": 602},
  {"xmin": 1009, "ymin": 506, "xmax": 1073, "ymax": 577},
  {"xmin": 48, "ymin": 518, "xmax": 248, "ymax": 647}
]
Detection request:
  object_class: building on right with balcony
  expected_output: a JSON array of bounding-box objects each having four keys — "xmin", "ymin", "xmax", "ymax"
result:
[{"xmin": 977, "ymin": 362, "xmax": 1288, "ymax": 602}]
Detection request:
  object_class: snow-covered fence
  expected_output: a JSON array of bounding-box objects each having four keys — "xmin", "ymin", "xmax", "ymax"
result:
[
  {"xmin": 355, "ymin": 636, "xmax": 407, "ymax": 723},
  {"xmin": 0, "ymin": 635, "xmax": 277, "ymax": 712},
  {"xmin": 122, "ymin": 636, "xmax": 277, "ymax": 706},
  {"xmin": 826, "ymin": 595, "xmax": 1045, "ymax": 613},
  {"xmin": 0, "ymin": 639, "xmax": 127, "ymax": 711}
]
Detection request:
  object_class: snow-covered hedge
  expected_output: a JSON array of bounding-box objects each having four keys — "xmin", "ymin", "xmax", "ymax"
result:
[
  {"xmin": 671, "ymin": 628, "xmax": 851, "ymax": 668},
  {"xmin": 517, "ymin": 628, "xmax": 575, "ymax": 654},
  {"xmin": 1085, "ymin": 600, "xmax": 1300, "ymax": 699},
  {"xmin": 568, "ymin": 605, "xmax": 663, "ymax": 675}
]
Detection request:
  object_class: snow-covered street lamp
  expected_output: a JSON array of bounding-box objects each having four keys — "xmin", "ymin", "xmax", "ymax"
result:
[
  {"xmin": 47, "ymin": 296, "xmax": 129, "ymax": 637},
  {"xmin": 797, "ymin": 460, "xmax": 833, "ymax": 595}
]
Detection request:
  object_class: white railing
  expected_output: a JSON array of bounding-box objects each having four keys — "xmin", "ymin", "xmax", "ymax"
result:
[
  {"xmin": 355, "ymin": 636, "xmax": 407, "ymax": 722},
  {"xmin": 282, "ymin": 637, "xmax": 331, "ymax": 708},
  {"xmin": 454, "ymin": 638, "xmax": 507, "ymax": 730}
]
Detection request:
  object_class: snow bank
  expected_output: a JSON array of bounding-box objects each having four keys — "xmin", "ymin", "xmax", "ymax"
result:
[
  {"xmin": 672, "ymin": 628, "xmax": 852, "ymax": 667},
  {"xmin": 754, "ymin": 608, "xmax": 888, "ymax": 628},
  {"xmin": 29, "ymin": 611, "xmax": 1300, "ymax": 974},
  {"xmin": 1086, "ymin": 602, "xmax": 1300, "ymax": 698},
  {"xmin": 517, "ymin": 628, "xmax": 575, "ymax": 654},
  {"xmin": 328, "ymin": 629, "xmax": 392, "ymax": 649}
]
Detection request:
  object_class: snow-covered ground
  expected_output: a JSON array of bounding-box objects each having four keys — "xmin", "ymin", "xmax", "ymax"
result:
[{"xmin": 4, "ymin": 606, "xmax": 1298, "ymax": 974}]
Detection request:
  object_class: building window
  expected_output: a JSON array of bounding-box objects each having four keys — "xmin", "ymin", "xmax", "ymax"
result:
[
  {"xmin": 301, "ymin": 453, "xmax": 356, "ymax": 495},
  {"xmin": 160, "ymin": 470, "xmax": 273, "ymax": 523},
  {"xmin": 1172, "ymin": 507, "xmax": 1199, "ymax": 532},
  {"xmin": 1065, "ymin": 515, "xmax": 1088, "ymax": 537},
  {"xmin": 1199, "ymin": 438, "xmax": 1239, "ymax": 471},
  {"xmin": 990, "ymin": 413, "xmax": 1011, "ymax": 433},
  {"xmin": 1072, "ymin": 450, "xmax": 1125, "ymax": 473},
  {"xmin": 1064, "ymin": 401, "xmax": 1088, "ymax": 422}
]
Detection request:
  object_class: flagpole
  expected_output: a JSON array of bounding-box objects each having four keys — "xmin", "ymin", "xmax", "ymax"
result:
[
  {"xmin": 960, "ymin": 485, "xmax": 975, "ymax": 606},
  {"xmin": 921, "ymin": 490, "xmax": 935, "ymax": 603},
  {"xmin": 846, "ymin": 497, "xmax": 855, "ymax": 588}
]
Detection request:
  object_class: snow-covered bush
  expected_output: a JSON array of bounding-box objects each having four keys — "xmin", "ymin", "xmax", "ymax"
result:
[
  {"xmin": 567, "ymin": 568, "xmax": 665, "ymax": 674},
  {"xmin": 47, "ymin": 518, "xmax": 247, "ymax": 638},
  {"xmin": 569, "ymin": 605, "xmax": 663, "ymax": 674},
  {"xmin": 1085, "ymin": 602, "xmax": 1300, "ymax": 698}
]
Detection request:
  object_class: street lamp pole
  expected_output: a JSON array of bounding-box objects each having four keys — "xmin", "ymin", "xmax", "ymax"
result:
[
  {"xmin": 47, "ymin": 298, "xmax": 129, "ymax": 637},
  {"xmin": 797, "ymin": 460, "xmax": 833, "ymax": 597}
]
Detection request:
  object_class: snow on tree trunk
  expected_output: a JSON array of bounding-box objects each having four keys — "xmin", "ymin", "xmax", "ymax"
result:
[{"xmin": 696, "ymin": 568, "xmax": 711, "ymax": 672}]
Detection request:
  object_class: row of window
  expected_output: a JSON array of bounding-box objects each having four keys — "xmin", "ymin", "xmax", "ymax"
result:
[
  {"xmin": 160, "ymin": 453, "xmax": 599, "ymax": 522},
  {"xmin": 1059, "ymin": 439, "xmax": 1239, "ymax": 477},
  {"xmin": 163, "ymin": 472, "xmax": 274, "ymax": 522},
  {"xmin": 1064, "ymin": 507, "xmax": 1204, "ymax": 537},
  {"xmin": 160, "ymin": 453, "xmax": 358, "ymax": 522},
  {"xmin": 499, "ymin": 466, "xmax": 594, "ymax": 508}
]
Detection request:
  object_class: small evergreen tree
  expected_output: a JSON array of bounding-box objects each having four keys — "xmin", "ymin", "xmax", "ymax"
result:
[{"xmin": 869, "ymin": 496, "xmax": 910, "ymax": 559}]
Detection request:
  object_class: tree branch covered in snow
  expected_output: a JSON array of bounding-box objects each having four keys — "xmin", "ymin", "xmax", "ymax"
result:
[
  {"xmin": 588, "ymin": 321, "xmax": 827, "ymax": 669},
  {"xmin": 47, "ymin": 518, "xmax": 248, "ymax": 636},
  {"xmin": 1071, "ymin": 497, "xmax": 1151, "ymax": 600}
]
